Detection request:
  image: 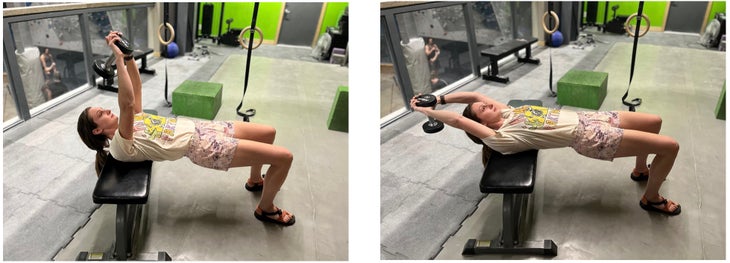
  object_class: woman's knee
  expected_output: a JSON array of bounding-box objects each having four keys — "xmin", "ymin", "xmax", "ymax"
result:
[{"xmin": 273, "ymin": 146, "xmax": 293, "ymax": 165}]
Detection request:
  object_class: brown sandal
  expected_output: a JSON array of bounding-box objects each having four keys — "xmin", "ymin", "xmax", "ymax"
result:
[
  {"xmin": 244, "ymin": 174, "xmax": 265, "ymax": 192},
  {"xmin": 254, "ymin": 206, "xmax": 295, "ymax": 226},
  {"xmin": 640, "ymin": 195, "xmax": 681, "ymax": 215}
]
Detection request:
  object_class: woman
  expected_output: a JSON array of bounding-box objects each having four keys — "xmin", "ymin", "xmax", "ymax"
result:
[
  {"xmin": 424, "ymin": 38, "xmax": 440, "ymax": 69},
  {"xmin": 410, "ymin": 91, "xmax": 681, "ymax": 215},
  {"xmin": 40, "ymin": 48, "xmax": 58, "ymax": 81},
  {"xmin": 77, "ymin": 31, "xmax": 295, "ymax": 226}
]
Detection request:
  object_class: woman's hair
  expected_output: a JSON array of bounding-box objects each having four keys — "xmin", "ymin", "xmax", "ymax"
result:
[
  {"xmin": 77, "ymin": 107, "xmax": 109, "ymax": 176},
  {"xmin": 462, "ymin": 103, "xmax": 493, "ymax": 166}
]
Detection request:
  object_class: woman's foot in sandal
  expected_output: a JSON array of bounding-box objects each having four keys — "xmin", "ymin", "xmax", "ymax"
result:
[
  {"xmin": 244, "ymin": 174, "xmax": 265, "ymax": 192},
  {"xmin": 640, "ymin": 195, "xmax": 681, "ymax": 215},
  {"xmin": 254, "ymin": 206, "xmax": 296, "ymax": 226},
  {"xmin": 630, "ymin": 168, "xmax": 649, "ymax": 181},
  {"xmin": 630, "ymin": 164, "xmax": 650, "ymax": 181}
]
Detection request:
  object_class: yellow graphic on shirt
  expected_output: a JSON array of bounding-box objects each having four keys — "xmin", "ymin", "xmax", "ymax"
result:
[
  {"xmin": 134, "ymin": 113, "xmax": 177, "ymax": 140},
  {"xmin": 513, "ymin": 105, "xmax": 559, "ymax": 130}
]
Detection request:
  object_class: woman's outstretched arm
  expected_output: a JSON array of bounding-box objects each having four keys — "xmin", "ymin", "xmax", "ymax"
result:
[
  {"xmin": 410, "ymin": 97, "xmax": 495, "ymax": 139},
  {"xmin": 107, "ymin": 33, "xmax": 135, "ymax": 140},
  {"xmin": 438, "ymin": 92, "xmax": 509, "ymax": 110}
]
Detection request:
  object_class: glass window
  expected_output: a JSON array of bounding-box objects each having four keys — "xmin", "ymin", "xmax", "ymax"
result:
[
  {"xmin": 3, "ymin": 67, "xmax": 19, "ymax": 123},
  {"xmin": 380, "ymin": 18, "xmax": 403, "ymax": 118},
  {"xmin": 9, "ymin": 15, "xmax": 88, "ymax": 109},
  {"xmin": 88, "ymin": 10, "xmax": 129, "ymax": 60},
  {"xmin": 395, "ymin": 5, "xmax": 470, "ymax": 96},
  {"xmin": 129, "ymin": 7, "xmax": 149, "ymax": 49},
  {"xmin": 471, "ymin": 2, "xmax": 532, "ymax": 70}
]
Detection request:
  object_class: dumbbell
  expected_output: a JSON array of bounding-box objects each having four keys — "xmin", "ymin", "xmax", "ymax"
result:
[
  {"xmin": 92, "ymin": 35, "xmax": 134, "ymax": 79},
  {"xmin": 414, "ymin": 94, "xmax": 444, "ymax": 134}
]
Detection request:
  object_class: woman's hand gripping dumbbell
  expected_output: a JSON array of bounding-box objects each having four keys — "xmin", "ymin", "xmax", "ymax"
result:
[
  {"xmin": 92, "ymin": 31, "xmax": 135, "ymax": 79},
  {"xmin": 409, "ymin": 94, "xmax": 445, "ymax": 133}
]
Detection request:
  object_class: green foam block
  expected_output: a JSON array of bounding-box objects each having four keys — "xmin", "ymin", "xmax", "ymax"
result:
[
  {"xmin": 715, "ymin": 82, "xmax": 725, "ymax": 120},
  {"xmin": 327, "ymin": 86, "xmax": 348, "ymax": 132},
  {"xmin": 172, "ymin": 80, "xmax": 223, "ymax": 120},
  {"xmin": 557, "ymin": 70, "xmax": 608, "ymax": 110}
]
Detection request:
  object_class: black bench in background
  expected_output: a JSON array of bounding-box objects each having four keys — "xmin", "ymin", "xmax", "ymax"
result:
[
  {"xmin": 481, "ymin": 37, "xmax": 540, "ymax": 83},
  {"xmin": 77, "ymin": 152, "xmax": 171, "ymax": 261},
  {"xmin": 97, "ymin": 49, "xmax": 155, "ymax": 93},
  {"xmin": 462, "ymin": 100, "xmax": 557, "ymax": 257}
]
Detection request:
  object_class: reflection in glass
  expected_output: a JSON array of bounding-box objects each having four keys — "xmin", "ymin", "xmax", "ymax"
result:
[
  {"xmin": 9, "ymin": 15, "xmax": 88, "ymax": 109},
  {"xmin": 380, "ymin": 19, "xmax": 403, "ymax": 118},
  {"xmin": 3, "ymin": 67, "xmax": 19, "ymax": 122},
  {"xmin": 395, "ymin": 5, "xmax": 469, "ymax": 96},
  {"xmin": 129, "ymin": 8, "xmax": 149, "ymax": 49}
]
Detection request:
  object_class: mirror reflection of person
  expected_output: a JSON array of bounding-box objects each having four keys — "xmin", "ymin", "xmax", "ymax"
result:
[
  {"xmin": 40, "ymin": 48, "xmax": 58, "ymax": 81},
  {"xmin": 425, "ymin": 37, "xmax": 440, "ymax": 69}
]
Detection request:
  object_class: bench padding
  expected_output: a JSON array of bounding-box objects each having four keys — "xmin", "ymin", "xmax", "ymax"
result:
[
  {"xmin": 93, "ymin": 154, "xmax": 152, "ymax": 204},
  {"xmin": 480, "ymin": 149, "xmax": 538, "ymax": 194}
]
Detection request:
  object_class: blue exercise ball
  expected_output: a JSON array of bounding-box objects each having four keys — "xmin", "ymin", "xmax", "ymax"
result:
[
  {"xmin": 166, "ymin": 42, "xmax": 179, "ymax": 58},
  {"xmin": 551, "ymin": 31, "xmax": 563, "ymax": 47}
]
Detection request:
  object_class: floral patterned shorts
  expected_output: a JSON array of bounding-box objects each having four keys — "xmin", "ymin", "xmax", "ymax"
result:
[
  {"xmin": 570, "ymin": 111, "xmax": 623, "ymax": 161},
  {"xmin": 185, "ymin": 120, "xmax": 238, "ymax": 171}
]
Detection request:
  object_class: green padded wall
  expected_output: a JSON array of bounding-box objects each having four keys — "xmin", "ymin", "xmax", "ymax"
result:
[
  {"xmin": 557, "ymin": 70, "xmax": 608, "ymax": 110},
  {"xmin": 327, "ymin": 86, "xmax": 348, "ymax": 132},
  {"xmin": 172, "ymin": 80, "xmax": 223, "ymax": 120},
  {"xmin": 715, "ymin": 82, "xmax": 725, "ymax": 120}
]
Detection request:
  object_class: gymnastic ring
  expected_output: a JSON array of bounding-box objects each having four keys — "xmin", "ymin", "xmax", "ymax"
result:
[
  {"xmin": 625, "ymin": 13, "xmax": 651, "ymax": 38},
  {"xmin": 541, "ymin": 11, "xmax": 560, "ymax": 34},
  {"xmin": 238, "ymin": 26, "xmax": 264, "ymax": 50},
  {"xmin": 157, "ymin": 22, "xmax": 175, "ymax": 45}
]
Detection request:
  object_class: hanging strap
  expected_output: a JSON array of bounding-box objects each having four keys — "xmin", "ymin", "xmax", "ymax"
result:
[
  {"xmin": 163, "ymin": 3, "xmax": 171, "ymax": 107},
  {"xmin": 547, "ymin": 2, "xmax": 556, "ymax": 97},
  {"xmin": 621, "ymin": 1, "xmax": 644, "ymax": 112},
  {"xmin": 236, "ymin": 2, "xmax": 259, "ymax": 122}
]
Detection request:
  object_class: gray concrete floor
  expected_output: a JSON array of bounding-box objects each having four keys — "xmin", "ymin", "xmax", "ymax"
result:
[
  {"xmin": 4, "ymin": 41, "xmax": 348, "ymax": 260},
  {"xmin": 381, "ymin": 29, "xmax": 726, "ymax": 259}
]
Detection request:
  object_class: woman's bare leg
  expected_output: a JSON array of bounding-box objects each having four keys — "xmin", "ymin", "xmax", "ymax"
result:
[
  {"xmin": 231, "ymin": 121, "xmax": 276, "ymax": 184},
  {"xmin": 229, "ymin": 138, "xmax": 294, "ymax": 221},
  {"xmin": 614, "ymin": 129, "xmax": 680, "ymax": 212},
  {"xmin": 617, "ymin": 111, "xmax": 662, "ymax": 174}
]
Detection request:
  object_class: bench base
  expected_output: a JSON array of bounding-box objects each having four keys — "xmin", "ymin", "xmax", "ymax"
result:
[
  {"xmin": 77, "ymin": 251, "xmax": 172, "ymax": 261},
  {"xmin": 462, "ymin": 239, "xmax": 558, "ymax": 256}
]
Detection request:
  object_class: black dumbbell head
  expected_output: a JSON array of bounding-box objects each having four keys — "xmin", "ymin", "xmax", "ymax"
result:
[
  {"xmin": 422, "ymin": 119, "xmax": 444, "ymax": 133},
  {"xmin": 415, "ymin": 94, "xmax": 437, "ymax": 107},
  {"xmin": 92, "ymin": 59, "xmax": 115, "ymax": 79},
  {"xmin": 115, "ymin": 35, "xmax": 134, "ymax": 55}
]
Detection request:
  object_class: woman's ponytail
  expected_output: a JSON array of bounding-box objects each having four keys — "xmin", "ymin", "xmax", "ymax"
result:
[{"xmin": 78, "ymin": 107, "xmax": 110, "ymax": 177}]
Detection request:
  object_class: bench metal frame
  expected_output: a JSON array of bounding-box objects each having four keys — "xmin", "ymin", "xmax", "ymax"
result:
[{"xmin": 481, "ymin": 38, "xmax": 540, "ymax": 83}]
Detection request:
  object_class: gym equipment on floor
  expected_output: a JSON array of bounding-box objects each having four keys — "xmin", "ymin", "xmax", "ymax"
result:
[
  {"xmin": 414, "ymin": 94, "xmax": 444, "ymax": 134},
  {"xmin": 462, "ymin": 100, "xmax": 557, "ymax": 257},
  {"xmin": 480, "ymin": 37, "xmax": 539, "ymax": 83},
  {"xmin": 77, "ymin": 153, "xmax": 171, "ymax": 261},
  {"xmin": 557, "ymin": 70, "xmax": 608, "ymax": 110}
]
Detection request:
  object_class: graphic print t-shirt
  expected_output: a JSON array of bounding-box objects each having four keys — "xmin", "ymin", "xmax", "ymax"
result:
[
  {"xmin": 481, "ymin": 105, "xmax": 579, "ymax": 154},
  {"xmin": 109, "ymin": 113, "xmax": 195, "ymax": 162}
]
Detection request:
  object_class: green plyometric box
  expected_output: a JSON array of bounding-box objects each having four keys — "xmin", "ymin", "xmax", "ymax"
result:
[
  {"xmin": 327, "ymin": 86, "xmax": 348, "ymax": 132},
  {"xmin": 557, "ymin": 70, "xmax": 608, "ymax": 110},
  {"xmin": 172, "ymin": 80, "xmax": 223, "ymax": 120},
  {"xmin": 715, "ymin": 82, "xmax": 725, "ymax": 120}
]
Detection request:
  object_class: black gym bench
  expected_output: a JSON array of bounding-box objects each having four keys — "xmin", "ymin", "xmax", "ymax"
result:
[
  {"xmin": 77, "ymin": 153, "xmax": 171, "ymax": 261},
  {"xmin": 481, "ymin": 37, "xmax": 540, "ymax": 83},
  {"xmin": 97, "ymin": 49, "xmax": 155, "ymax": 93},
  {"xmin": 462, "ymin": 100, "xmax": 557, "ymax": 257}
]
